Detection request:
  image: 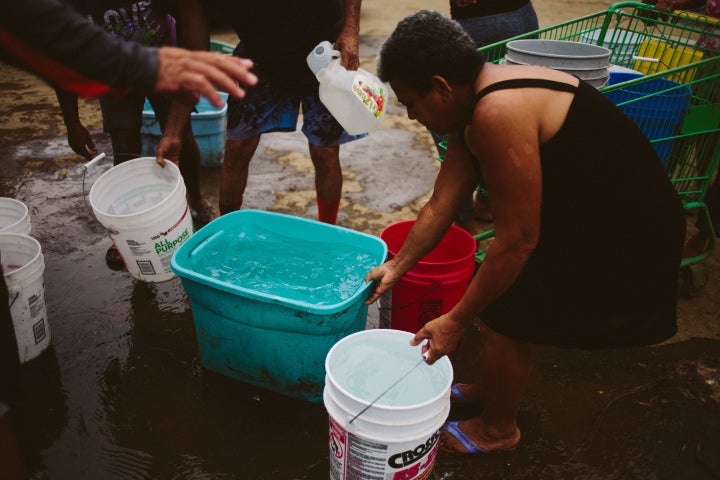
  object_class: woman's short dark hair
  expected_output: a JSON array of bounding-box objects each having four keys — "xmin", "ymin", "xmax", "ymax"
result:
[{"xmin": 377, "ymin": 10, "xmax": 484, "ymax": 93}]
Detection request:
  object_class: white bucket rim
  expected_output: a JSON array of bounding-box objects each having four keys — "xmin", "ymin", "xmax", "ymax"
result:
[
  {"xmin": 0, "ymin": 198, "xmax": 29, "ymax": 232},
  {"xmin": 0, "ymin": 233, "xmax": 42, "ymax": 277},
  {"xmin": 88, "ymin": 157, "xmax": 183, "ymax": 219},
  {"xmin": 325, "ymin": 329, "xmax": 453, "ymax": 412}
]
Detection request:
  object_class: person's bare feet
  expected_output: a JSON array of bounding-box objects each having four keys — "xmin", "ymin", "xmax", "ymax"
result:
[
  {"xmin": 188, "ymin": 196, "xmax": 217, "ymax": 229},
  {"xmin": 440, "ymin": 418, "xmax": 520, "ymax": 454}
]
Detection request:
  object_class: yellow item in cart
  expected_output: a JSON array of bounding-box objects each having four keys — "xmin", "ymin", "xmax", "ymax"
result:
[{"xmin": 633, "ymin": 39, "xmax": 704, "ymax": 82}]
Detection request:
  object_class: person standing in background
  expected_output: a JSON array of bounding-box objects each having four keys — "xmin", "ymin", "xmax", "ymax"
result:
[
  {"xmin": 163, "ymin": 0, "xmax": 364, "ymax": 225},
  {"xmin": 54, "ymin": 0, "xmax": 217, "ymax": 269},
  {"xmin": 1, "ymin": 0, "xmax": 257, "ymax": 104},
  {"xmin": 450, "ymin": 0, "xmax": 539, "ymax": 47}
]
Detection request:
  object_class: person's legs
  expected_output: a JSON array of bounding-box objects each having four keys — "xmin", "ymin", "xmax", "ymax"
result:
[
  {"xmin": 148, "ymin": 95, "xmax": 214, "ymax": 225},
  {"xmin": 99, "ymin": 93, "xmax": 145, "ymax": 165},
  {"xmin": 308, "ymin": 144, "xmax": 342, "ymax": 224},
  {"xmin": 441, "ymin": 322, "xmax": 531, "ymax": 453},
  {"xmin": 108, "ymin": 128, "xmax": 142, "ymax": 165},
  {"xmin": 221, "ymin": 82, "xmax": 300, "ymax": 215},
  {"xmin": 301, "ymin": 94, "xmax": 366, "ymax": 224},
  {"xmin": 219, "ymin": 135, "xmax": 261, "ymax": 214}
]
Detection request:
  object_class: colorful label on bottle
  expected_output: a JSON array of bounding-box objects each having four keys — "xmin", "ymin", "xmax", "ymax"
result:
[{"xmin": 352, "ymin": 74, "xmax": 386, "ymax": 118}]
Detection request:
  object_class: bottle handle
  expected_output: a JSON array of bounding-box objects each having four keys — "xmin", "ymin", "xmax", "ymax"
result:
[{"xmin": 307, "ymin": 40, "xmax": 341, "ymax": 75}]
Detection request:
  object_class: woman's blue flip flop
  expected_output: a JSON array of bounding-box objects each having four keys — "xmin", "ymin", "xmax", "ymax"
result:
[
  {"xmin": 450, "ymin": 383, "xmax": 478, "ymax": 406},
  {"xmin": 441, "ymin": 420, "xmax": 489, "ymax": 454}
]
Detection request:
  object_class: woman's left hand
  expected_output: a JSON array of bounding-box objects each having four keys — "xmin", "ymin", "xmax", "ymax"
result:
[
  {"xmin": 364, "ymin": 261, "xmax": 403, "ymax": 304},
  {"xmin": 410, "ymin": 313, "xmax": 466, "ymax": 365}
]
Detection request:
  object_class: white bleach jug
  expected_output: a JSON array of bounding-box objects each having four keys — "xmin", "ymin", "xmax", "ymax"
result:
[{"xmin": 307, "ymin": 41, "xmax": 386, "ymax": 135}]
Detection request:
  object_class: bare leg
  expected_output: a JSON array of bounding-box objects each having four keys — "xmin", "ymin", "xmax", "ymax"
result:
[
  {"xmin": 308, "ymin": 144, "xmax": 342, "ymax": 224},
  {"xmin": 109, "ymin": 129, "xmax": 141, "ymax": 166},
  {"xmin": 441, "ymin": 322, "xmax": 531, "ymax": 453},
  {"xmin": 177, "ymin": 118, "xmax": 210, "ymax": 213},
  {"xmin": 150, "ymin": 95, "xmax": 212, "ymax": 215},
  {"xmin": 219, "ymin": 135, "xmax": 261, "ymax": 215}
]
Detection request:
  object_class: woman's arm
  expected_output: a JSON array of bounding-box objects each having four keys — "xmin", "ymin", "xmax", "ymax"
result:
[
  {"xmin": 412, "ymin": 92, "xmax": 543, "ymax": 362},
  {"xmin": 365, "ymin": 131, "xmax": 480, "ymax": 304}
]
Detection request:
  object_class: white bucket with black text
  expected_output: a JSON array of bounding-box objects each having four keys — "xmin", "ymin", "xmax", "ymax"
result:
[
  {"xmin": 0, "ymin": 233, "xmax": 49, "ymax": 363},
  {"xmin": 324, "ymin": 329, "xmax": 453, "ymax": 480},
  {"xmin": 88, "ymin": 157, "xmax": 193, "ymax": 282},
  {"xmin": 0, "ymin": 197, "xmax": 31, "ymax": 235}
]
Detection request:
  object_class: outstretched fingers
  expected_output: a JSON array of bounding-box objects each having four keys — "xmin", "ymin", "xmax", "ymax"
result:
[{"xmin": 156, "ymin": 48, "xmax": 258, "ymax": 105}]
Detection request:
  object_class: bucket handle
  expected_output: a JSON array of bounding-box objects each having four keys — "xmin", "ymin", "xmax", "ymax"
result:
[
  {"xmin": 80, "ymin": 152, "xmax": 142, "ymax": 227},
  {"xmin": 8, "ymin": 291, "xmax": 18, "ymax": 309},
  {"xmin": 378, "ymin": 281, "xmax": 440, "ymax": 311}
]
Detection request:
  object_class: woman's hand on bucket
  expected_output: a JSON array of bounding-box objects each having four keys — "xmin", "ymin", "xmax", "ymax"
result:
[
  {"xmin": 364, "ymin": 261, "xmax": 402, "ymax": 304},
  {"xmin": 410, "ymin": 314, "xmax": 465, "ymax": 365}
]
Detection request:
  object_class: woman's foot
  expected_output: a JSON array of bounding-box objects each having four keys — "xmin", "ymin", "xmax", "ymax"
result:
[
  {"xmin": 440, "ymin": 418, "xmax": 520, "ymax": 454},
  {"xmin": 450, "ymin": 383, "xmax": 484, "ymax": 407}
]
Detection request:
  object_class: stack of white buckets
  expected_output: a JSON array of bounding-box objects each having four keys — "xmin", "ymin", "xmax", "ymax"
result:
[{"xmin": 0, "ymin": 197, "xmax": 50, "ymax": 364}]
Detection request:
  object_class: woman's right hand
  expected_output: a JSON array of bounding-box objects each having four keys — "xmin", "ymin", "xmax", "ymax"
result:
[
  {"xmin": 364, "ymin": 260, "xmax": 403, "ymax": 305},
  {"xmin": 410, "ymin": 313, "xmax": 466, "ymax": 365}
]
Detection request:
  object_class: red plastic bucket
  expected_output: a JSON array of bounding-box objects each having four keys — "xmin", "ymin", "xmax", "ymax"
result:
[{"xmin": 378, "ymin": 221, "xmax": 477, "ymax": 333}]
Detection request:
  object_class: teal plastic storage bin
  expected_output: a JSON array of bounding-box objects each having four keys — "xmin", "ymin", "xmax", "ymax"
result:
[
  {"xmin": 141, "ymin": 92, "xmax": 228, "ymax": 167},
  {"xmin": 170, "ymin": 210, "xmax": 387, "ymax": 402}
]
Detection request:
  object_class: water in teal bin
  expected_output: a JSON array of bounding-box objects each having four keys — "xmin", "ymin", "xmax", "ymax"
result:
[
  {"xmin": 190, "ymin": 229, "xmax": 378, "ymax": 305},
  {"xmin": 332, "ymin": 336, "xmax": 447, "ymax": 406}
]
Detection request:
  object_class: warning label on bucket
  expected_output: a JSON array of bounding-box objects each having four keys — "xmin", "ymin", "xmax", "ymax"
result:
[{"xmin": 328, "ymin": 416, "xmax": 440, "ymax": 480}]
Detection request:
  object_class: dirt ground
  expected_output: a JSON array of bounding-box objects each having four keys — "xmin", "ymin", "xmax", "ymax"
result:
[{"xmin": 1, "ymin": 1, "xmax": 720, "ymax": 479}]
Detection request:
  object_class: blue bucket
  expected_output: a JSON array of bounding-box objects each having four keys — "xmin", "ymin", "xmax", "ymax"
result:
[
  {"xmin": 605, "ymin": 72, "xmax": 692, "ymax": 166},
  {"xmin": 170, "ymin": 210, "xmax": 387, "ymax": 402},
  {"xmin": 141, "ymin": 93, "xmax": 228, "ymax": 167}
]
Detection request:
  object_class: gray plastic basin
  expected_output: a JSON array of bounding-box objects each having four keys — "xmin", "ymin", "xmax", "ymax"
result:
[{"xmin": 506, "ymin": 40, "xmax": 612, "ymax": 69}]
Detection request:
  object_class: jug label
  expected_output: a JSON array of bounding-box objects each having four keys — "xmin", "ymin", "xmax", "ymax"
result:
[{"xmin": 352, "ymin": 75, "xmax": 385, "ymax": 118}]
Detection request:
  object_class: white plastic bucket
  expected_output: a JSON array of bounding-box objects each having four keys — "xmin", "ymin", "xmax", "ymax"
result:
[
  {"xmin": 88, "ymin": 157, "xmax": 194, "ymax": 282},
  {"xmin": 0, "ymin": 198, "xmax": 31, "ymax": 235},
  {"xmin": 0, "ymin": 233, "xmax": 49, "ymax": 363},
  {"xmin": 324, "ymin": 329, "xmax": 453, "ymax": 480}
]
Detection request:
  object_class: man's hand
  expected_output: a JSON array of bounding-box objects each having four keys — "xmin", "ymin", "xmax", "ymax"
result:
[
  {"xmin": 334, "ymin": 32, "xmax": 359, "ymax": 71},
  {"xmin": 155, "ymin": 47, "xmax": 257, "ymax": 107},
  {"xmin": 66, "ymin": 122, "xmax": 98, "ymax": 159}
]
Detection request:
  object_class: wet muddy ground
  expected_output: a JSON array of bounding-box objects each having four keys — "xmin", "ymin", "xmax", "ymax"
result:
[{"xmin": 2, "ymin": 1, "xmax": 720, "ymax": 479}]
